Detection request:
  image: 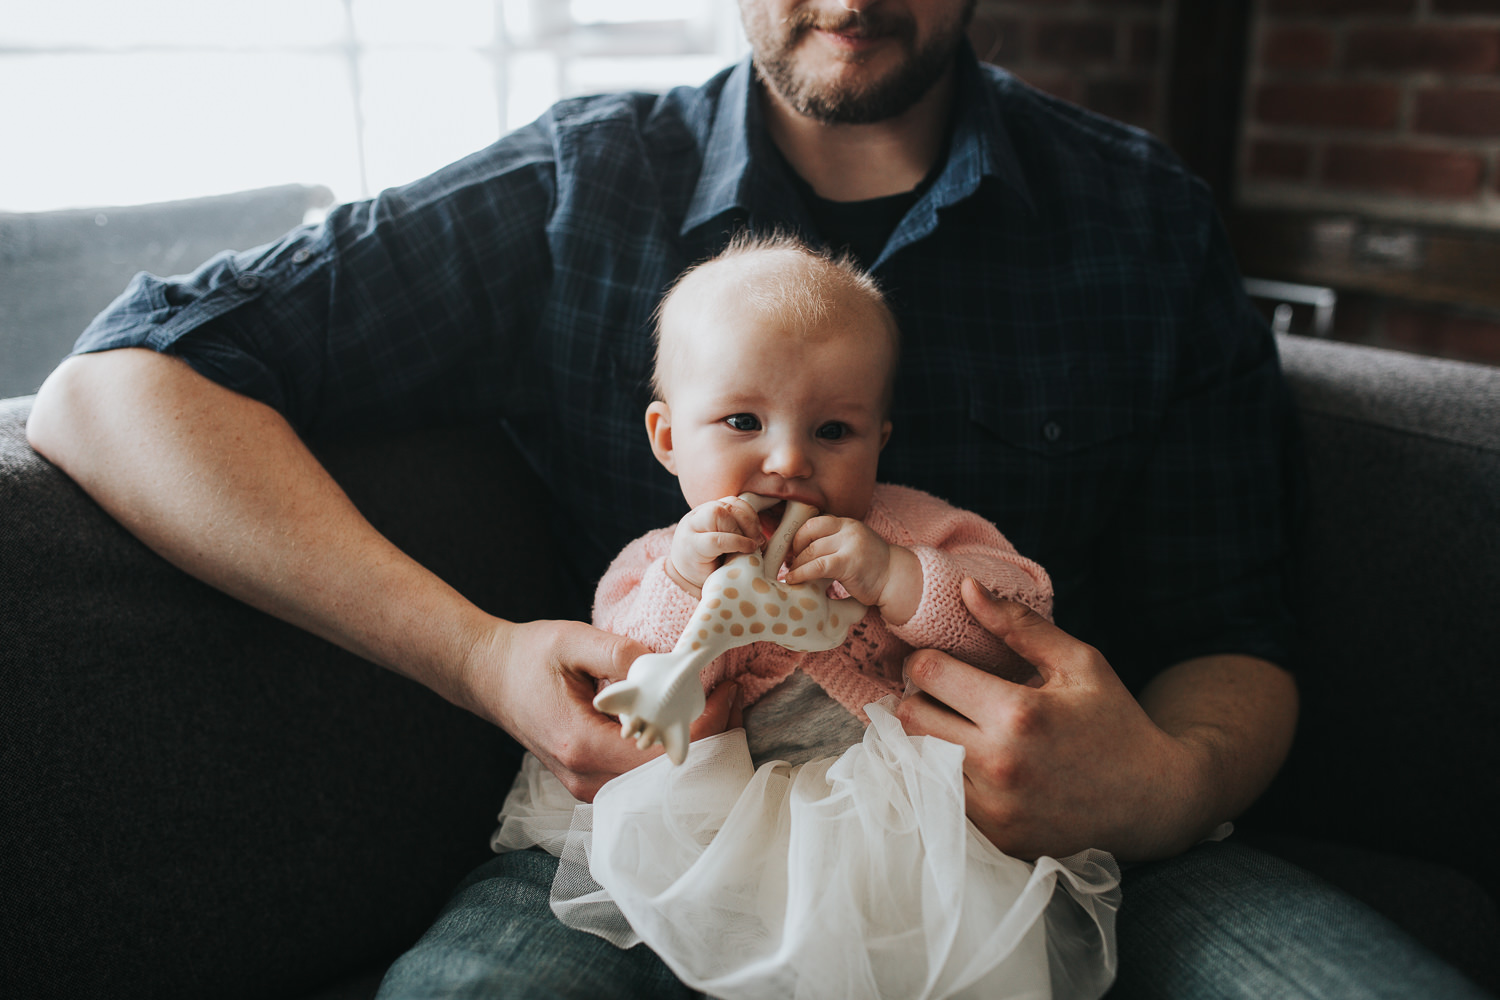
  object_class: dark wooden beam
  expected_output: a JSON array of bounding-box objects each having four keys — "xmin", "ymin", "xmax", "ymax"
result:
[
  {"xmin": 1166, "ymin": 0, "xmax": 1253, "ymax": 213},
  {"xmin": 1232, "ymin": 208, "xmax": 1500, "ymax": 314}
]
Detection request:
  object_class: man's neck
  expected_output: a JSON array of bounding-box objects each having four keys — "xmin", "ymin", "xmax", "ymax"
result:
[{"xmin": 760, "ymin": 67, "xmax": 956, "ymax": 203}]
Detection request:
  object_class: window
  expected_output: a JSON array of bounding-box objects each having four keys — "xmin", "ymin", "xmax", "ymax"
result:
[{"xmin": 0, "ymin": 0, "xmax": 747, "ymax": 213}]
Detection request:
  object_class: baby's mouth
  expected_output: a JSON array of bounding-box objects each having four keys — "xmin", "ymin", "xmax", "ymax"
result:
[{"xmin": 758, "ymin": 501, "xmax": 788, "ymax": 540}]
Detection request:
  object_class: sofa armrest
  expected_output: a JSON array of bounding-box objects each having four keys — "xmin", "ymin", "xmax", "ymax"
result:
[
  {"xmin": 1247, "ymin": 337, "xmax": 1500, "ymax": 897},
  {"xmin": 0, "ymin": 396, "xmax": 569, "ymax": 999}
]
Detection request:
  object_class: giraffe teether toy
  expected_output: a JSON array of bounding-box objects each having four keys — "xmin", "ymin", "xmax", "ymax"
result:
[{"xmin": 594, "ymin": 494, "xmax": 867, "ymax": 765}]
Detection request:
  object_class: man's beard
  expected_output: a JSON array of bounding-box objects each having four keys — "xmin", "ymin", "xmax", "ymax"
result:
[{"xmin": 747, "ymin": 1, "xmax": 975, "ymax": 125}]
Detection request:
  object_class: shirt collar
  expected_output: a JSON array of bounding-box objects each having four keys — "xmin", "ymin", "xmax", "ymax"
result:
[
  {"xmin": 681, "ymin": 41, "xmax": 1035, "ymax": 239},
  {"xmin": 682, "ymin": 58, "xmax": 803, "ymax": 236}
]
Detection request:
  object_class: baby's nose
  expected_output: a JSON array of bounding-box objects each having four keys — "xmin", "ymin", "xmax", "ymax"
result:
[{"xmin": 763, "ymin": 438, "xmax": 812, "ymax": 478}]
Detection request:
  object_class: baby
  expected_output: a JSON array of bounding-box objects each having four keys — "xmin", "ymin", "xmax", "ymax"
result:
[{"xmin": 495, "ymin": 233, "xmax": 1119, "ymax": 1000}]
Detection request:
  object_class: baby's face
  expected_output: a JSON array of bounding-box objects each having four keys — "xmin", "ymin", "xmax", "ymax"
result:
[{"xmin": 648, "ymin": 283, "xmax": 893, "ymax": 525}]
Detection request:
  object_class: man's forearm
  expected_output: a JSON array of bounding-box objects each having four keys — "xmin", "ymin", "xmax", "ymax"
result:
[
  {"xmin": 25, "ymin": 348, "xmax": 497, "ymax": 712},
  {"xmin": 27, "ymin": 348, "xmax": 740, "ymax": 799},
  {"xmin": 1137, "ymin": 653, "xmax": 1299, "ymax": 857}
]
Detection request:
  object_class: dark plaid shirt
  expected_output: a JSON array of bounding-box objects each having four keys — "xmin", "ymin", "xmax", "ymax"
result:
[{"xmin": 75, "ymin": 47, "xmax": 1299, "ymax": 686}]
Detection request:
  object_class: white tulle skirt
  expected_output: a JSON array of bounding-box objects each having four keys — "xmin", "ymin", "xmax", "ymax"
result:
[{"xmin": 494, "ymin": 699, "xmax": 1120, "ymax": 1000}]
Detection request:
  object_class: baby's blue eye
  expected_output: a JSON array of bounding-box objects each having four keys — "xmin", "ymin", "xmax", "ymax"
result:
[
  {"xmin": 816, "ymin": 422, "xmax": 848, "ymax": 440},
  {"xmin": 725, "ymin": 414, "xmax": 761, "ymax": 431}
]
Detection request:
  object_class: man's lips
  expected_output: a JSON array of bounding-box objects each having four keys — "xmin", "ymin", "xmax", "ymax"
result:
[
  {"xmin": 814, "ymin": 26, "xmax": 889, "ymax": 53},
  {"xmin": 792, "ymin": 9, "xmax": 909, "ymax": 53}
]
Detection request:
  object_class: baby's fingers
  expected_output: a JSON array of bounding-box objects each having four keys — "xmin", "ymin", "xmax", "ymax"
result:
[
  {"xmin": 719, "ymin": 495, "xmax": 764, "ymax": 542},
  {"xmin": 683, "ymin": 497, "xmax": 759, "ymax": 542},
  {"xmin": 785, "ymin": 537, "xmax": 844, "ymax": 583},
  {"xmin": 789, "ymin": 515, "xmax": 843, "ymax": 557},
  {"xmin": 695, "ymin": 531, "xmax": 760, "ymax": 560}
]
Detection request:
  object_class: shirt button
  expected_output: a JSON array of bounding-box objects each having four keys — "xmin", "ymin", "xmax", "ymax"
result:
[
  {"xmin": 236, "ymin": 275, "xmax": 261, "ymax": 291},
  {"xmin": 292, "ymin": 249, "xmax": 312, "ymax": 264},
  {"xmin": 1042, "ymin": 421, "xmax": 1063, "ymax": 443}
]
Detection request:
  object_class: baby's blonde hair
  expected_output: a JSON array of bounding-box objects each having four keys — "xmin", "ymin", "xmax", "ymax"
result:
[{"xmin": 651, "ymin": 231, "xmax": 900, "ymax": 403}]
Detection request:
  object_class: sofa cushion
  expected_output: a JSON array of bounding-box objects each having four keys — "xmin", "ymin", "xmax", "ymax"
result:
[
  {"xmin": 1246, "ymin": 337, "xmax": 1500, "ymax": 898},
  {"xmin": 0, "ymin": 398, "xmax": 565, "ymax": 999}
]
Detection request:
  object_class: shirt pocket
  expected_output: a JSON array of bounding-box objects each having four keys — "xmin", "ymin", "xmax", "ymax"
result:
[
  {"xmin": 966, "ymin": 377, "xmax": 1143, "ymax": 459},
  {"xmin": 962, "ymin": 368, "xmax": 1153, "ymax": 550}
]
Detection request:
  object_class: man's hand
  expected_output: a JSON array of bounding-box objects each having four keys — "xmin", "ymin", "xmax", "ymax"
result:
[
  {"xmin": 27, "ymin": 350, "xmax": 742, "ymax": 806},
  {"xmin": 463, "ymin": 618, "xmax": 742, "ymax": 801},
  {"xmin": 667, "ymin": 496, "xmax": 763, "ymax": 594},
  {"xmin": 896, "ymin": 579, "xmax": 1295, "ymax": 863}
]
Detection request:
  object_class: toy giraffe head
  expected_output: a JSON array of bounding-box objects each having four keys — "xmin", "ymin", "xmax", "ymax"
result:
[{"xmin": 594, "ymin": 495, "xmax": 867, "ymax": 764}]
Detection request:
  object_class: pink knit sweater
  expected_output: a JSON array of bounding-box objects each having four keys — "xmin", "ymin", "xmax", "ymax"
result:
[{"xmin": 593, "ymin": 484, "xmax": 1053, "ymax": 723}]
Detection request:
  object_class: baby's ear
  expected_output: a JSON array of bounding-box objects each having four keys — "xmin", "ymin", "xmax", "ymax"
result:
[
  {"xmin": 879, "ymin": 419, "xmax": 893, "ymax": 451},
  {"xmin": 645, "ymin": 401, "xmax": 678, "ymax": 475}
]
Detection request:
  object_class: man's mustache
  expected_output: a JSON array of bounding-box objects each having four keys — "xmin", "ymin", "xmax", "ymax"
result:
[{"xmin": 782, "ymin": 7, "xmax": 916, "ymax": 43}]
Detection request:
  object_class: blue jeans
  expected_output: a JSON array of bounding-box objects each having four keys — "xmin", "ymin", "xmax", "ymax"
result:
[{"xmin": 377, "ymin": 842, "xmax": 1488, "ymax": 1000}]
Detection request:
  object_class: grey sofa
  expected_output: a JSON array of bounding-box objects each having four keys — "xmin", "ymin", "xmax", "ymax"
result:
[
  {"xmin": 0, "ymin": 185, "xmax": 332, "ymax": 400},
  {"xmin": 2, "ymin": 333, "xmax": 1498, "ymax": 998}
]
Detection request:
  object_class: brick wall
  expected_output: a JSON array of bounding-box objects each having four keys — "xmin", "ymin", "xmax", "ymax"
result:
[
  {"xmin": 1238, "ymin": 0, "xmax": 1500, "ymax": 366},
  {"xmin": 1241, "ymin": 0, "xmax": 1500, "ymax": 227},
  {"xmin": 968, "ymin": 0, "xmax": 1500, "ymax": 367},
  {"xmin": 968, "ymin": 0, "xmax": 1176, "ymax": 138}
]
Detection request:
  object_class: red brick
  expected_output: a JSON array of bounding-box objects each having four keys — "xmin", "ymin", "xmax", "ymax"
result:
[
  {"xmin": 1262, "ymin": 26, "xmax": 1336, "ymax": 72},
  {"xmin": 1034, "ymin": 19, "xmax": 1117, "ymax": 64},
  {"xmin": 1323, "ymin": 144, "xmax": 1484, "ymax": 198},
  {"xmin": 1346, "ymin": 27, "xmax": 1500, "ymax": 75},
  {"xmin": 1265, "ymin": 0, "xmax": 1415, "ymax": 13},
  {"xmin": 1254, "ymin": 83, "xmax": 1400, "ymax": 129},
  {"xmin": 1248, "ymin": 139, "xmax": 1315, "ymax": 180},
  {"xmin": 1383, "ymin": 305, "xmax": 1500, "ymax": 366},
  {"xmin": 1414, "ymin": 88, "xmax": 1500, "ymax": 137}
]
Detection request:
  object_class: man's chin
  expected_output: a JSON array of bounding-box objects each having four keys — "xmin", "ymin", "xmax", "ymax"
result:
[{"xmin": 768, "ymin": 45, "xmax": 950, "ymax": 125}]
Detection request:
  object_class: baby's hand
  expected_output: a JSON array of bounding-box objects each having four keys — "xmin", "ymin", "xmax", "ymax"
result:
[
  {"xmin": 667, "ymin": 495, "xmax": 763, "ymax": 595},
  {"xmin": 785, "ymin": 517, "xmax": 922, "ymax": 625}
]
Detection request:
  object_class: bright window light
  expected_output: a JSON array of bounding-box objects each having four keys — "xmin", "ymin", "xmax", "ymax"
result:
[{"xmin": 0, "ymin": 0, "xmax": 746, "ymax": 213}]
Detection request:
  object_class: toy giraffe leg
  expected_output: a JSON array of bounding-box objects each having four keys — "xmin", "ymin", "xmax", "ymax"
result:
[{"xmin": 594, "ymin": 494, "xmax": 867, "ymax": 765}]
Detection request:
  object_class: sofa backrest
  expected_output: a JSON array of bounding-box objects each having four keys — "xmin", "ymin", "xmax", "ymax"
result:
[
  {"xmin": 1250, "ymin": 334, "xmax": 1500, "ymax": 891},
  {"xmin": 0, "ymin": 184, "xmax": 332, "ymax": 398}
]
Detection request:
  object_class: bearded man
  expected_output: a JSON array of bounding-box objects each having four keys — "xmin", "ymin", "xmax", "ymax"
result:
[{"xmin": 28, "ymin": 2, "xmax": 1485, "ymax": 998}]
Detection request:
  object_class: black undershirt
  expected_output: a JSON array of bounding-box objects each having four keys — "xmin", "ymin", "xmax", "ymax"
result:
[{"xmin": 781, "ymin": 148, "xmax": 946, "ymax": 269}]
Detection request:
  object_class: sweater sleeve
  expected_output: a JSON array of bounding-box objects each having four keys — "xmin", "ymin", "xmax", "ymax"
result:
[
  {"xmin": 591, "ymin": 527, "xmax": 703, "ymax": 654},
  {"xmin": 868, "ymin": 484, "xmax": 1053, "ymax": 670}
]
